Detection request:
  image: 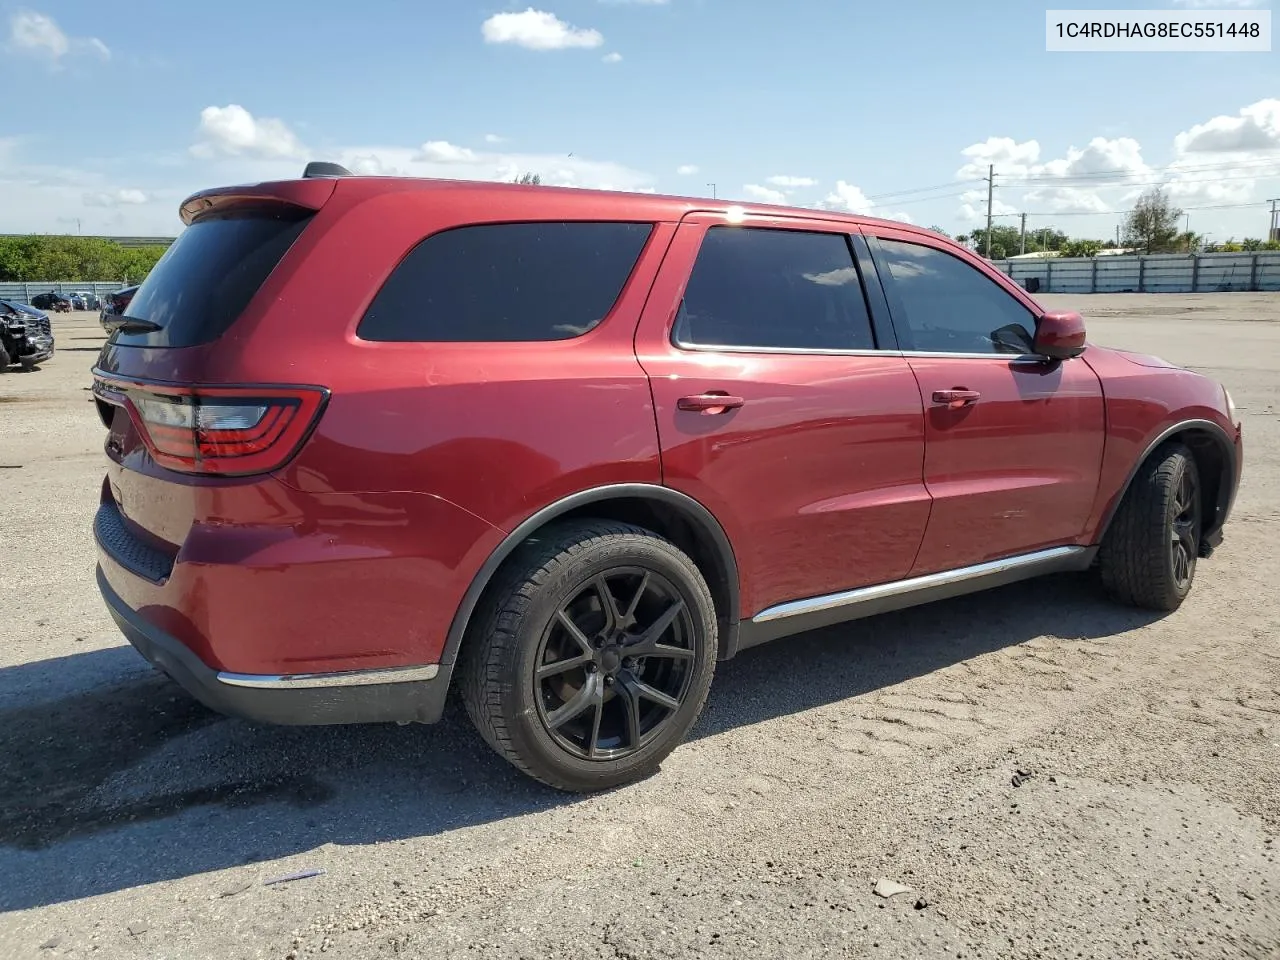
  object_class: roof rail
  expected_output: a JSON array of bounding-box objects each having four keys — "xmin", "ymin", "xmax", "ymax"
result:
[{"xmin": 302, "ymin": 161, "xmax": 353, "ymax": 179}]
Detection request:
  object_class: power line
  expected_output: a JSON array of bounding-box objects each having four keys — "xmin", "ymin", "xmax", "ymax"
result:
[
  {"xmin": 992, "ymin": 199, "xmax": 1271, "ymax": 218},
  {"xmin": 999, "ymin": 153, "xmax": 1280, "ymax": 185}
]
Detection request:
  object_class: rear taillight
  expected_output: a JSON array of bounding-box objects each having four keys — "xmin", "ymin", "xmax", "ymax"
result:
[{"xmin": 93, "ymin": 378, "xmax": 326, "ymax": 477}]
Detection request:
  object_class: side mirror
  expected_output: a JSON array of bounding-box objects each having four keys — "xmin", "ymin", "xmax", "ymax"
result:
[{"xmin": 1034, "ymin": 310, "xmax": 1087, "ymax": 360}]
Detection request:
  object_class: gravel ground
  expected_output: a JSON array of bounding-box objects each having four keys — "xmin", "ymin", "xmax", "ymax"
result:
[{"xmin": 0, "ymin": 294, "xmax": 1277, "ymax": 960}]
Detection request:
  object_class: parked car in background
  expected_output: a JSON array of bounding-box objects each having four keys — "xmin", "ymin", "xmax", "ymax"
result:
[
  {"xmin": 67, "ymin": 293, "xmax": 87, "ymax": 310},
  {"xmin": 92, "ymin": 165, "xmax": 1244, "ymax": 792},
  {"xmin": 99, "ymin": 285, "xmax": 139, "ymax": 332},
  {"xmin": 30, "ymin": 292, "xmax": 72, "ymax": 313},
  {"xmin": 75, "ymin": 291, "xmax": 101, "ymax": 311},
  {"xmin": 0, "ymin": 299, "xmax": 55, "ymax": 370}
]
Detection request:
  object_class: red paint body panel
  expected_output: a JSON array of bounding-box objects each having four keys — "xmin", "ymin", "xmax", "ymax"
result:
[
  {"xmin": 635, "ymin": 217, "xmax": 929, "ymax": 615},
  {"xmin": 904, "ymin": 356, "xmax": 1106, "ymax": 572},
  {"xmin": 1080, "ymin": 345, "xmax": 1240, "ymax": 542},
  {"xmin": 92, "ymin": 176, "xmax": 1243, "ymax": 685}
]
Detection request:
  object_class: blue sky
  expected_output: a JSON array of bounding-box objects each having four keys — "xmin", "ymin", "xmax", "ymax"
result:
[{"xmin": 2, "ymin": 0, "xmax": 1278, "ymax": 243}]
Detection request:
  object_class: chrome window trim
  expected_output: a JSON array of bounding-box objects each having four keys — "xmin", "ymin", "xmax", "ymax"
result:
[
  {"xmin": 217, "ymin": 663, "xmax": 440, "ymax": 689},
  {"xmin": 671, "ymin": 341, "xmax": 1047, "ymax": 363},
  {"xmin": 752, "ymin": 546, "xmax": 1087, "ymax": 624}
]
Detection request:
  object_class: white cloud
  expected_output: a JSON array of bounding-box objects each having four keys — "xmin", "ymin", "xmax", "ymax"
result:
[
  {"xmin": 959, "ymin": 188, "xmax": 1018, "ymax": 222},
  {"xmin": 8, "ymin": 9, "xmax": 109, "ymax": 64},
  {"xmin": 676, "ymin": 164, "xmax": 699, "ymax": 175},
  {"xmin": 191, "ymin": 104, "xmax": 306, "ymax": 160},
  {"xmin": 742, "ymin": 183, "xmax": 787, "ymax": 204},
  {"xmin": 1021, "ymin": 186, "xmax": 1110, "ymax": 214},
  {"xmin": 484, "ymin": 133, "xmax": 506, "ymax": 144},
  {"xmin": 957, "ymin": 137, "xmax": 1042, "ymax": 179},
  {"xmin": 954, "ymin": 134, "xmax": 1152, "ymax": 221},
  {"xmin": 820, "ymin": 180, "xmax": 873, "ymax": 214},
  {"xmin": 1174, "ymin": 98, "xmax": 1280, "ymax": 154},
  {"xmin": 418, "ymin": 140, "xmax": 476, "ymax": 163},
  {"xmin": 602, "ymin": 51, "xmax": 623, "ymax": 63},
  {"xmin": 83, "ymin": 188, "xmax": 148, "ymax": 207},
  {"xmin": 767, "ymin": 175, "xmax": 817, "ymax": 188},
  {"xmin": 481, "ymin": 9, "xmax": 604, "ymax": 50},
  {"xmin": 1039, "ymin": 136, "xmax": 1148, "ymax": 179}
]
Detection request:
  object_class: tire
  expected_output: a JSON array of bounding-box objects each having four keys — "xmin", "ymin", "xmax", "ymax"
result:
[
  {"xmin": 460, "ymin": 520, "xmax": 717, "ymax": 792},
  {"xmin": 0, "ymin": 342, "xmax": 9, "ymax": 371},
  {"xmin": 1099, "ymin": 442, "xmax": 1201, "ymax": 611}
]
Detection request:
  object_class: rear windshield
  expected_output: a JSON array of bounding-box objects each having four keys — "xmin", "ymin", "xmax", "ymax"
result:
[
  {"xmin": 113, "ymin": 210, "xmax": 312, "ymax": 347},
  {"xmin": 357, "ymin": 221, "xmax": 653, "ymax": 342}
]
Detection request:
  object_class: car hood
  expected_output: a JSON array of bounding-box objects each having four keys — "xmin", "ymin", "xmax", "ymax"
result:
[{"xmin": 1096, "ymin": 346, "xmax": 1183, "ymax": 370}]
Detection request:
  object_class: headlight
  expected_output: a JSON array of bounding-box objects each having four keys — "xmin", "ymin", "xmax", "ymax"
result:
[{"xmin": 1224, "ymin": 386, "xmax": 1238, "ymax": 426}]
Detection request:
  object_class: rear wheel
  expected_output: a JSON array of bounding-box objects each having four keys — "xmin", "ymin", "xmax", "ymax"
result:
[
  {"xmin": 1099, "ymin": 442, "xmax": 1201, "ymax": 611},
  {"xmin": 0, "ymin": 341, "xmax": 9, "ymax": 371},
  {"xmin": 460, "ymin": 520, "xmax": 717, "ymax": 792}
]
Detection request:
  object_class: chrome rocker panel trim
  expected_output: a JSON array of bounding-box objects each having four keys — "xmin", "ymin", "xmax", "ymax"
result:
[{"xmin": 738, "ymin": 545, "xmax": 1095, "ymax": 649}]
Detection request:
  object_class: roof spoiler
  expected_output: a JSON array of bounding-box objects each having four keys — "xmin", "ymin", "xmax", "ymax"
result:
[{"xmin": 302, "ymin": 161, "xmax": 353, "ymax": 179}]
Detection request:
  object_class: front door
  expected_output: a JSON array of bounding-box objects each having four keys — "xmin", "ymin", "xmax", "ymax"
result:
[
  {"xmin": 634, "ymin": 214, "xmax": 930, "ymax": 618},
  {"xmin": 867, "ymin": 229, "xmax": 1106, "ymax": 575}
]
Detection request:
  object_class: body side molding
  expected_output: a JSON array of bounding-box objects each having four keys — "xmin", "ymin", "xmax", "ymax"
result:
[{"xmin": 738, "ymin": 545, "xmax": 1096, "ymax": 649}]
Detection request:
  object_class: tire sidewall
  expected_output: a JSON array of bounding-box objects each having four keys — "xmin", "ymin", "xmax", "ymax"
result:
[{"xmin": 501, "ymin": 535, "xmax": 716, "ymax": 789}]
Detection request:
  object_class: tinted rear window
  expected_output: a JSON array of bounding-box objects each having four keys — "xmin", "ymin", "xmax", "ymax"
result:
[
  {"xmin": 357, "ymin": 221, "xmax": 653, "ymax": 342},
  {"xmin": 113, "ymin": 211, "xmax": 312, "ymax": 347}
]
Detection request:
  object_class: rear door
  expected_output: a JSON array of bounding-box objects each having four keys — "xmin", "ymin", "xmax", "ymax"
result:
[
  {"xmin": 635, "ymin": 213, "xmax": 929, "ymax": 620},
  {"xmin": 866, "ymin": 228, "xmax": 1106, "ymax": 574}
]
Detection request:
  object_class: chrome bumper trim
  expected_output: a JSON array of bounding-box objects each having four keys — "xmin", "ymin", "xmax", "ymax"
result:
[{"xmin": 216, "ymin": 663, "xmax": 440, "ymax": 689}]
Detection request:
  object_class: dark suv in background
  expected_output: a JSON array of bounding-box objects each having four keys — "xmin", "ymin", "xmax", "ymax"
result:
[
  {"xmin": 0, "ymin": 299, "xmax": 55, "ymax": 370},
  {"xmin": 92, "ymin": 164, "xmax": 1241, "ymax": 791}
]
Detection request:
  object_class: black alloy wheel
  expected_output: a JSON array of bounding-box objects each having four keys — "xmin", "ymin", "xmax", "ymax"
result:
[
  {"xmin": 1169, "ymin": 465, "xmax": 1200, "ymax": 591},
  {"xmin": 534, "ymin": 568, "xmax": 697, "ymax": 761},
  {"xmin": 461, "ymin": 520, "xmax": 717, "ymax": 792}
]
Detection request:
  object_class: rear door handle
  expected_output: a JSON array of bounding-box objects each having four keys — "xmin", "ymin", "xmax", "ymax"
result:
[
  {"xmin": 932, "ymin": 388, "xmax": 981, "ymax": 408},
  {"xmin": 677, "ymin": 393, "xmax": 745, "ymax": 414}
]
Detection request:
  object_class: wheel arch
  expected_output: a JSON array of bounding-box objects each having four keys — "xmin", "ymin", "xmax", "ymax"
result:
[
  {"xmin": 440, "ymin": 484, "xmax": 742, "ymax": 671},
  {"xmin": 1098, "ymin": 418, "xmax": 1238, "ymax": 549}
]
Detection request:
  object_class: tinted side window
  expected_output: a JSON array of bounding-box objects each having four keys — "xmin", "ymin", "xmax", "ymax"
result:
[
  {"xmin": 114, "ymin": 211, "xmax": 312, "ymax": 348},
  {"xmin": 876, "ymin": 239, "xmax": 1036, "ymax": 355},
  {"xmin": 673, "ymin": 227, "xmax": 875, "ymax": 351},
  {"xmin": 359, "ymin": 222, "xmax": 652, "ymax": 342}
]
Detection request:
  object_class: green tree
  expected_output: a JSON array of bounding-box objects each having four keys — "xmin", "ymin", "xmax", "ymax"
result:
[
  {"xmin": 514, "ymin": 172, "xmax": 542, "ymax": 185},
  {"xmin": 1240, "ymin": 238, "xmax": 1263, "ymax": 251},
  {"xmin": 1059, "ymin": 238, "xmax": 1103, "ymax": 258},
  {"xmin": 0, "ymin": 235, "xmax": 167, "ymax": 282},
  {"xmin": 966, "ymin": 224, "xmax": 1068, "ymax": 257},
  {"xmin": 926, "ymin": 225, "xmax": 949, "ymax": 238},
  {"xmin": 1123, "ymin": 187, "xmax": 1182, "ymax": 254}
]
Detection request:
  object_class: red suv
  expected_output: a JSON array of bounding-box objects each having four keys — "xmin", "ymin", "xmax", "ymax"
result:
[{"xmin": 93, "ymin": 164, "xmax": 1243, "ymax": 791}]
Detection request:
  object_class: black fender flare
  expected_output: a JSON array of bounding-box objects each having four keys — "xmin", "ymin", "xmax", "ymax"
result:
[
  {"xmin": 438, "ymin": 484, "xmax": 742, "ymax": 673},
  {"xmin": 1096, "ymin": 418, "xmax": 1238, "ymax": 545}
]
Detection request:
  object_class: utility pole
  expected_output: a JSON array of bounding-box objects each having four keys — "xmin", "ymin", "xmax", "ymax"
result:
[
  {"xmin": 1270, "ymin": 199, "xmax": 1279, "ymax": 242},
  {"xmin": 984, "ymin": 164, "xmax": 995, "ymax": 258},
  {"xmin": 1115, "ymin": 224, "xmax": 1120, "ymax": 247},
  {"xmin": 1019, "ymin": 212, "xmax": 1027, "ymax": 255},
  {"xmin": 707, "ymin": 183, "xmax": 717, "ymax": 200}
]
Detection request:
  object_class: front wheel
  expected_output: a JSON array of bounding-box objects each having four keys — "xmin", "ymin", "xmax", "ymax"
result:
[
  {"xmin": 460, "ymin": 520, "xmax": 717, "ymax": 792},
  {"xmin": 1099, "ymin": 442, "xmax": 1201, "ymax": 611}
]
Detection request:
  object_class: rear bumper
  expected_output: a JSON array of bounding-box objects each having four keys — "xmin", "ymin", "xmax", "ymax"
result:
[{"xmin": 97, "ymin": 565, "xmax": 451, "ymax": 725}]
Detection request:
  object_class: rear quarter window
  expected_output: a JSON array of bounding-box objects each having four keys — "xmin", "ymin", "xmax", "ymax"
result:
[
  {"xmin": 113, "ymin": 211, "xmax": 312, "ymax": 348},
  {"xmin": 357, "ymin": 221, "xmax": 653, "ymax": 342}
]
